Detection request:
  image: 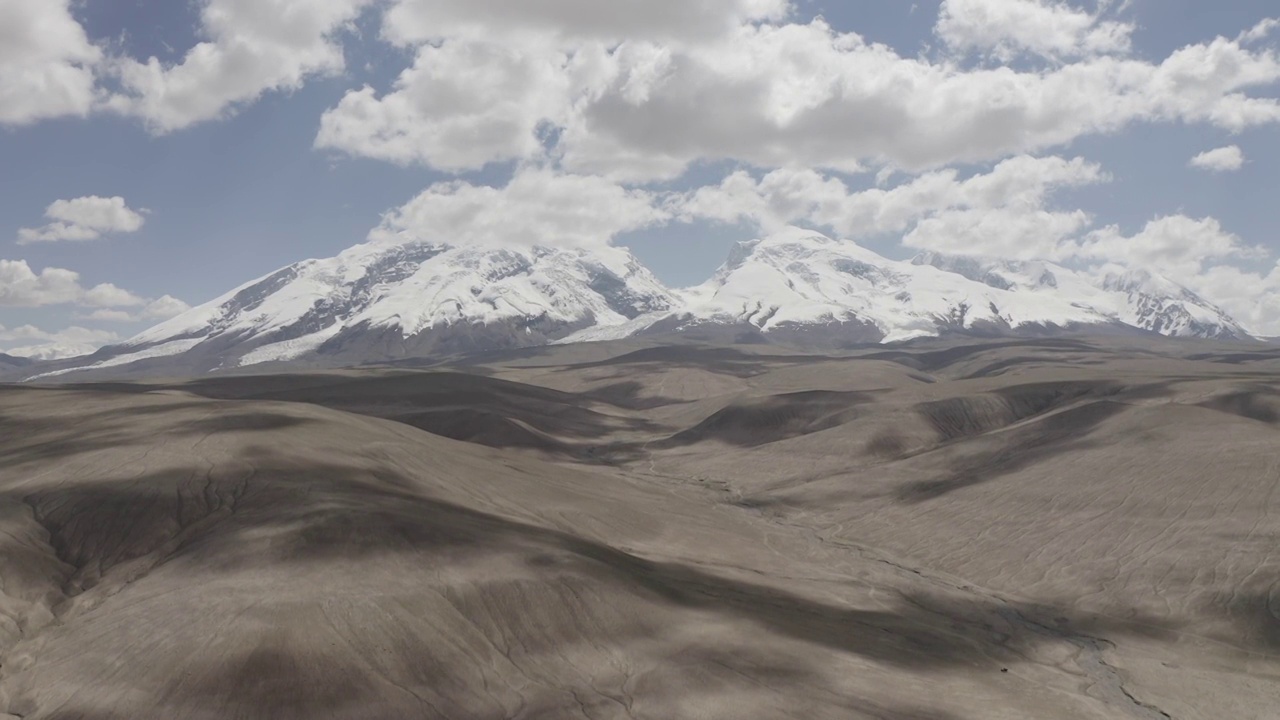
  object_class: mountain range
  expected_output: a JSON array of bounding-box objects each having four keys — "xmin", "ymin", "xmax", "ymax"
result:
[
  {"xmin": 23, "ymin": 226, "xmax": 1254, "ymax": 379},
  {"xmin": 0, "ymin": 353, "xmax": 32, "ymax": 371}
]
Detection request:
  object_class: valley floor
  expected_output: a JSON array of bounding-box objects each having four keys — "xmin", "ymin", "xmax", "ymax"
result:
[{"xmin": 0, "ymin": 336, "xmax": 1278, "ymax": 719}]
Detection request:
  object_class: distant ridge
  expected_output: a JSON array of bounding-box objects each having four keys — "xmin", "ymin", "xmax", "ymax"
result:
[{"xmin": 0, "ymin": 353, "xmax": 32, "ymax": 370}]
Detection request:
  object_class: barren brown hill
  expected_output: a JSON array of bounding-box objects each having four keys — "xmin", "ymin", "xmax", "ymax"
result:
[{"xmin": 1, "ymin": 337, "xmax": 1277, "ymax": 718}]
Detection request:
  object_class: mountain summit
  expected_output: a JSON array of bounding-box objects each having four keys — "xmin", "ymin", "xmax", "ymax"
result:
[
  {"xmin": 572, "ymin": 228, "xmax": 1247, "ymax": 347},
  {"xmin": 664, "ymin": 227, "xmax": 1119, "ymax": 344},
  {"xmin": 912, "ymin": 251, "xmax": 1249, "ymax": 340},
  {"xmin": 31, "ymin": 227, "xmax": 1254, "ymax": 378},
  {"xmin": 49, "ymin": 240, "xmax": 676, "ymax": 376}
]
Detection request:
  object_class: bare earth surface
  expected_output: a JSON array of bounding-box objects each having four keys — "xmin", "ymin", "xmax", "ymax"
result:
[{"xmin": 0, "ymin": 336, "xmax": 1278, "ymax": 719}]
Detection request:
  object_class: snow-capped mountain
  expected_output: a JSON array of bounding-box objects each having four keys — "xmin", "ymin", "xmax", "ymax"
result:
[
  {"xmin": 666, "ymin": 227, "xmax": 1124, "ymax": 343},
  {"xmin": 566, "ymin": 227, "xmax": 1248, "ymax": 346},
  {"xmin": 913, "ymin": 252, "xmax": 1249, "ymax": 340},
  {"xmin": 0, "ymin": 353, "xmax": 34, "ymax": 383},
  {"xmin": 45, "ymin": 240, "xmax": 677, "ymax": 375},
  {"xmin": 30, "ymin": 226, "xmax": 1254, "ymax": 379},
  {"xmin": 0, "ymin": 353, "xmax": 32, "ymax": 370},
  {"xmin": 568, "ymin": 227, "xmax": 1123, "ymax": 345}
]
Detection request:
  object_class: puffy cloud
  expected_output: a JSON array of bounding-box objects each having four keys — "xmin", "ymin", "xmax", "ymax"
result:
[
  {"xmin": 1189, "ymin": 145, "xmax": 1246, "ymax": 172},
  {"xmin": 45, "ymin": 196, "xmax": 146, "ymax": 231},
  {"xmin": 679, "ymin": 154, "xmax": 1117, "ymax": 261},
  {"xmin": 678, "ymin": 155, "xmax": 1276, "ymax": 291},
  {"xmin": 105, "ymin": 0, "xmax": 375, "ymax": 132},
  {"xmin": 321, "ymin": 15, "xmax": 1280, "ymax": 179},
  {"xmin": 1191, "ymin": 262, "xmax": 1280, "ymax": 335},
  {"xmin": 1073, "ymin": 216, "xmax": 1266, "ymax": 281},
  {"xmin": 8, "ymin": 0, "xmax": 1279, "ymax": 189},
  {"xmin": 379, "ymin": 0, "xmax": 791, "ymax": 46},
  {"xmin": 0, "ymin": 259, "xmax": 186, "ymax": 355},
  {"xmin": 6, "ymin": 0, "xmax": 790, "ymax": 136},
  {"xmin": 79, "ymin": 309, "xmax": 136, "ymax": 323},
  {"xmin": 901, "ymin": 208, "xmax": 1280, "ymax": 336},
  {"xmin": 564, "ymin": 22, "xmax": 1280, "ymax": 179},
  {"xmin": 17, "ymin": 196, "xmax": 147, "ymax": 244},
  {"xmin": 0, "ymin": 0, "xmax": 101, "ymax": 125},
  {"xmin": 316, "ymin": 40, "xmax": 575, "ymax": 169},
  {"xmin": 140, "ymin": 294, "xmax": 193, "ymax": 319},
  {"xmin": 680, "ymin": 168, "xmax": 851, "ymax": 232},
  {"xmin": 368, "ymin": 168, "xmax": 670, "ymax": 249},
  {"xmin": 0, "ymin": 259, "xmax": 152, "ymax": 308},
  {"xmin": 0, "ymin": 260, "xmax": 86, "ymax": 307},
  {"xmin": 80, "ymin": 283, "xmax": 147, "ymax": 308},
  {"xmin": 0, "ymin": 324, "xmax": 120, "ymax": 360},
  {"xmin": 1074, "ymin": 219, "xmax": 1280, "ymax": 336},
  {"xmin": 935, "ymin": 0, "xmax": 1133, "ymax": 61},
  {"xmin": 680, "ymin": 155, "xmax": 1106, "ymax": 243},
  {"xmin": 904, "ymin": 208, "xmax": 1093, "ymax": 259},
  {"xmin": 905, "ymin": 206, "xmax": 1280, "ymax": 335},
  {"xmin": 80, "ymin": 295, "xmax": 192, "ymax": 323},
  {"xmin": 1238, "ymin": 18, "xmax": 1280, "ymax": 45},
  {"xmin": 319, "ymin": 0, "xmax": 736, "ymax": 171}
]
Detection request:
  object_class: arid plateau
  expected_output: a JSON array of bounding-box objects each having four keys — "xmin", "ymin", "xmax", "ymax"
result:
[{"xmin": 1, "ymin": 337, "xmax": 1278, "ymax": 719}]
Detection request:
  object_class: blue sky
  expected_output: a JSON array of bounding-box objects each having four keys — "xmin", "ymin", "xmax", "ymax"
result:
[{"xmin": 2, "ymin": 0, "xmax": 1279, "ymax": 356}]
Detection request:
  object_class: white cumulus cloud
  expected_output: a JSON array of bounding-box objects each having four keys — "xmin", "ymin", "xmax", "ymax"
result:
[
  {"xmin": 0, "ymin": 0, "xmax": 101, "ymax": 125},
  {"xmin": 1074, "ymin": 215, "xmax": 1266, "ymax": 281},
  {"xmin": 1070, "ymin": 218, "xmax": 1280, "ymax": 336},
  {"xmin": 316, "ymin": 40, "xmax": 575, "ymax": 170},
  {"xmin": 80, "ymin": 295, "xmax": 192, "ymax": 323},
  {"xmin": 17, "ymin": 196, "xmax": 147, "ymax": 244},
  {"xmin": 1238, "ymin": 18, "xmax": 1280, "ymax": 45},
  {"xmin": 379, "ymin": 0, "xmax": 791, "ymax": 46},
  {"xmin": 904, "ymin": 207, "xmax": 1094, "ymax": 260},
  {"xmin": 6, "ymin": 0, "xmax": 1279, "ymax": 186},
  {"xmin": 1189, "ymin": 145, "xmax": 1246, "ymax": 172},
  {"xmin": 319, "ymin": 15, "xmax": 1280, "ymax": 180},
  {"xmin": 1192, "ymin": 262, "xmax": 1280, "ymax": 335},
  {"xmin": 561, "ymin": 22, "xmax": 1280, "ymax": 180},
  {"xmin": 935, "ymin": 0, "xmax": 1133, "ymax": 61},
  {"xmin": 680, "ymin": 155, "xmax": 1106, "ymax": 248},
  {"xmin": 368, "ymin": 168, "xmax": 670, "ymax": 249},
  {"xmin": 104, "ymin": 0, "xmax": 376, "ymax": 132},
  {"xmin": 0, "ymin": 259, "xmax": 171, "ymax": 309},
  {"xmin": 140, "ymin": 294, "xmax": 193, "ymax": 320},
  {"xmin": 678, "ymin": 154, "xmax": 1279, "ymax": 308}
]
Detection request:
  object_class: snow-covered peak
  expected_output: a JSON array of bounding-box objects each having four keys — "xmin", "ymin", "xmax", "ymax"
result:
[
  {"xmin": 44, "ymin": 226, "xmax": 1255, "ymax": 379},
  {"xmin": 912, "ymin": 251, "xmax": 1059, "ymax": 291},
  {"xmin": 121, "ymin": 240, "xmax": 678, "ymax": 368},
  {"xmin": 1096, "ymin": 267, "xmax": 1246, "ymax": 339},
  {"xmin": 912, "ymin": 252, "xmax": 1248, "ymax": 339},
  {"xmin": 675, "ymin": 227, "xmax": 1112, "ymax": 342},
  {"xmin": 1098, "ymin": 267, "xmax": 1183, "ymax": 296}
]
